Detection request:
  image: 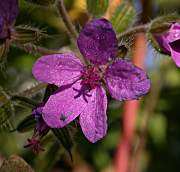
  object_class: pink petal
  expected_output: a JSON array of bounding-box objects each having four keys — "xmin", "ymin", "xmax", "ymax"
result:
[
  {"xmin": 80, "ymin": 86, "xmax": 107, "ymax": 143},
  {"xmin": 105, "ymin": 59, "xmax": 150, "ymax": 101},
  {"xmin": 42, "ymin": 82, "xmax": 88, "ymax": 128},
  {"xmin": 77, "ymin": 18, "xmax": 118, "ymax": 65},
  {"xmin": 32, "ymin": 53, "xmax": 83, "ymax": 86}
]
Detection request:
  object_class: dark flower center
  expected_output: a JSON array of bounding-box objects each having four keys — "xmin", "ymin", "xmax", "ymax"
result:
[{"xmin": 80, "ymin": 66, "xmax": 101, "ymax": 89}]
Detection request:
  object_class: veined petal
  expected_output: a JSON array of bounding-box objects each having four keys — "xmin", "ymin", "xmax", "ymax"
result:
[
  {"xmin": 32, "ymin": 53, "xmax": 83, "ymax": 86},
  {"xmin": 0, "ymin": 0, "xmax": 19, "ymax": 24},
  {"xmin": 42, "ymin": 82, "xmax": 89, "ymax": 128},
  {"xmin": 80, "ymin": 86, "xmax": 107, "ymax": 143},
  {"xmin": 105, "ymin": 59, "xmax": 150, "ymax": 101},
  {"xmin": 77, "ymin": 18, "xmax": 118, "ymax": 65}
]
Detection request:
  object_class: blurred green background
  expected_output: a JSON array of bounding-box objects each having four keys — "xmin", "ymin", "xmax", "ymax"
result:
[{"xmin": 0, "ymin": 0, "xmax": 180, "ymax": 172}]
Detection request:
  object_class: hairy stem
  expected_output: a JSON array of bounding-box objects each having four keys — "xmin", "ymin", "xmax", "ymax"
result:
[
  {"xmin": 57, "ymin": 0, "xmax": 78, "ymax": 41},
  {"xmin": 14, "ymin": 43, "xmax": 58, "ymax": 55},
  {"xmin": 56, "ymin": 0, "xmax": 88, "ymax": 65},
  {"xmin": 117, "ymin": 22, "xmax": 171, "ymax": 41}
]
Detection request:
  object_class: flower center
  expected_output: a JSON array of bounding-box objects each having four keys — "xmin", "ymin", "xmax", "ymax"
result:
[{"xmin": 80, "ymin": 66, "xmax": 101, "ymax": 89}]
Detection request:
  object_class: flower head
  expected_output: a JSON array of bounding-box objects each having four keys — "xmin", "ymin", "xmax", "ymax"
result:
[
  {"xmin": 155, "ymin": 23, "xmax": 180, "ymax": 67},
  {"xmin": 32, "ymin": 18, "xmax": 150, "ymax": 143},
  {"xmin": 0, "ymin": 0, "xmax": 19, "ymax": 41}
]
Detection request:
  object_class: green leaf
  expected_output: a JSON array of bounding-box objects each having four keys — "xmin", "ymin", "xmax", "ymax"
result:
[
  {"xmin": 87, "ymin": 0, "xmax": 109, "ymax": 17},
  {"xmin": 111, "ymin": 2, "xmax": 135, "ymax": 33},
  {"xmin": 0, "ymin": 88, "xmax": 14, "ymax": 131},
  {"xmin": 52, "ymin": 127, "xmax": 73, "ymax": 160},
  {"xmin": 16, "ymin": 115, "xmax": 36, "ymax": 133},
  {"xmin": 0, "ymin": 155, "xmax": 34, "ymax": 172}
]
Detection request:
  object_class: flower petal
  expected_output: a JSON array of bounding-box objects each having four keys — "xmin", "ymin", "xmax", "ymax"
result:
[
  {"xmin": 42, "ymin": 82, "xmax": 88, "ymax": 128},
  {"xmin": 80, "ymin": 86, "xmax": 107, "ymax": 143},
  {"xmin": 105, "ymin": 59, "xmax": 150, "ymax": 101},
  {"xmin": 32, "ymin": 53, "xmax": 83, "ymax": 86},
  {"xmin": 0, "ymin": 0, "xmax": 19, "ymax": 24},
  {"xmin": 166, "ymin": 23, "xmax": 180, "ymax": 43},
  {"xmin": 169, "ymin": 39, "xmax": 180, "ymax": 67},
  {"xmin": 77, "ymin": 18, "xmax": 118, "ymax": 65}
]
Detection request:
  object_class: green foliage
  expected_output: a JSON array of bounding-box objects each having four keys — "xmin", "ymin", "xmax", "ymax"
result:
[
  {"xmin": 0, "ymin": 42, "xmax": 9, "ymax": 67},
  {"xmin": 16, "ymin": 115, "xmax": 36, "ymax": 133},
  {"xmin": 111, "ymin": 2, "xmax": 135, "ymax": 33},
  {"xmin": 52, "ymin": 127, "xmax": 73, "ymax": 160},
  {"xmin": 0, "ymin": 88, "xmax": 14, "ymax": 131},
  {"xmin": 87, "ymin": 0, "xmax": 109, "ymax": 16}
]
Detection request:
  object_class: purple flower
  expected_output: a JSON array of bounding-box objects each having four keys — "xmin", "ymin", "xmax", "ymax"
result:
[
  {"xmin": 155, "ymin": 23, "xmax": 180, "ymax": 67},
  {"xmin": 24, "ymin": 104, "xmax": 49, "ymax": 153},
  {"xmin": 32, "ymin": 103, "xmax": 49, "ymax": 136},
  {"xmin": 0, "ymin": 0, "xmax": 19, "ymax": 40},
  {"xmin": 32, "ymin": 18, "xmax": 150, "ymax": 143}
]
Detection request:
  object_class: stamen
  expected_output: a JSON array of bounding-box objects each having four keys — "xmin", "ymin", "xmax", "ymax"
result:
[{"xmin": 80, "ymin": 66, "xmax": 101, "ymax": 89}]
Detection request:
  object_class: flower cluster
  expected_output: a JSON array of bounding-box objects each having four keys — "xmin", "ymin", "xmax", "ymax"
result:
[
  {"xmin": 155, "ymin": 23, "xmax": 180, "ymax": 67},
  {"xmin": 32, "ymin": 18, "xmax": 150, "ymax": 143}
]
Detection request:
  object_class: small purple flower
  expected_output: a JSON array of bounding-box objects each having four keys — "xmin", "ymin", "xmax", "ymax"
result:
[
  {"xmin": 32, "ymin": 18, "xmax": 150, "ymax": 143},
  {"xmin": 155, "ymin": 23, "xmax": 180, "ymax": 67},
  {"xmin": 24, "ymin": 104, "xmax": 49, "ymax": 153},
  {"xmin": 32, "ymin": 103, "xmax": 49, "ymax": 136},
  {"xmin": 0, "ymin": 0, "xmax": 19, "ymax": 40}
]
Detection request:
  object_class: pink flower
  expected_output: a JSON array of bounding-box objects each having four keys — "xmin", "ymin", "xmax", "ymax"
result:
[
  {"xmin": 155, "ymin": 23, "xmax": 180, "ymax": 67},
  {"xmin": 32, "ymin": 18, "xmax": 150, "ymax": 143}
]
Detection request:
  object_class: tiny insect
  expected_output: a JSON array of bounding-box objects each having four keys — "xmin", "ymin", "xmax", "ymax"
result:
[{"xmin": 59, "ymin": 114, "xmax": 66, "ymax": 121}]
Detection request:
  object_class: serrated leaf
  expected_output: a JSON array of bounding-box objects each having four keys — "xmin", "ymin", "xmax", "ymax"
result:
[
  {"xmin": 0, "ymin": 155, "xmax": 34, "ymax": 172},
  {"xmin": 17, "ymin": 115, "xmax": 36, "ymax": 133},
  {"xmin": 52, "ymin": 127, "xmax": 73, "ymax": 160},
  {"xmin": 111, "ymin": 2, "xmax": 135, "ymax": 33},
  {"xmin": 87, "ymin": 0, "xmax": 109, "ymax": 16}
]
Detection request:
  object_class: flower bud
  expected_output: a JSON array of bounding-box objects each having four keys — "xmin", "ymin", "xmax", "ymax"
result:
[{"xmin": 13, "ymin": 26, "xmax": 47, "ymax": 44}]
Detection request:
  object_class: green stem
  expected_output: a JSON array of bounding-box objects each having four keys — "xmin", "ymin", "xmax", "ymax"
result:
[
  {"xmin": 117, "ymin": 22, "xmax": 171, "ymax": 41},
  {"xmin": 57, "ymin": 0, "xmax": 88, "ymax": 65},
  {"xmin": 57, "ymin": 0, "xmax": 78, "ymax": 41},
  {"xmin": 14, "ymin": 43, "xmax": 58, "ymax": 55}
]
